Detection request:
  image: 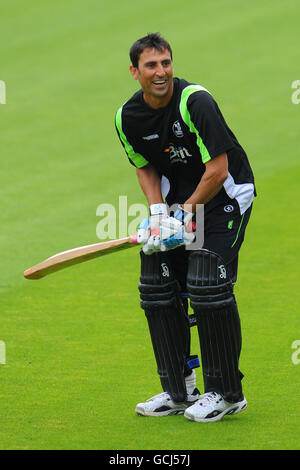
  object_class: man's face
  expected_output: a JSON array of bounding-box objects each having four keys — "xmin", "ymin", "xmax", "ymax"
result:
[{"xmin": 130, "ymin": 48, "xmax": 174, "ymax": 107}]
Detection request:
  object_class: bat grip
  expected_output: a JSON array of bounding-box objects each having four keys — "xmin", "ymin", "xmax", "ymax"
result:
[{"xmin": 129, "ymin": 234, "xmax": 139, "ymax": 245}]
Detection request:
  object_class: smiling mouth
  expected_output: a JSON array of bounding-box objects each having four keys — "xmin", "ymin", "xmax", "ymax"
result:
[{"xmin": 152, "ymin": 79, "xmax": 168, "ymax": 87}]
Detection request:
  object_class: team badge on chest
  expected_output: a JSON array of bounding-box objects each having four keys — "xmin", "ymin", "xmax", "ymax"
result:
[{"xmin": 172, "ymin": 120, "xmax": 184, "ymax": 138}]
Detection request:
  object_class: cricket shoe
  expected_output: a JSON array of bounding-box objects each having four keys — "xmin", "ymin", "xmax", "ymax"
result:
[
  {"xmin": 135, "ymin": 388, "xmax": 200, "ymax": 417},
  {"xmin": 184, "ymin": 392, "xmax": 247, "ymax": 423}
]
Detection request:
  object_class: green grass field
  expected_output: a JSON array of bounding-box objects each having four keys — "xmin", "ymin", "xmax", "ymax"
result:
[{"xmin": 1, "ymin": 0, "xmax": 299, "ymax": 450}]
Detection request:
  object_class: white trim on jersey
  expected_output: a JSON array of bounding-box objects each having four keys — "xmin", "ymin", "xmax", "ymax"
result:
[{"xmin": 223, "ymin": 172, "xmax": 255, "ymax": 215}]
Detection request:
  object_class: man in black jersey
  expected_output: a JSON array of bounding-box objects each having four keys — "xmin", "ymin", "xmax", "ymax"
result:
[{"xmin": 115, "ymin": 33, "xmax": 255, "ymax": 423}]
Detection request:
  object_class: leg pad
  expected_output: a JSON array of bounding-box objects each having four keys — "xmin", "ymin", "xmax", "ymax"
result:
[
  {"xmin": 187, "ymin": 249, "xmax": 243, "ymax": 402},
  {"xmin": 139, "ymin": 251, "xmax": 191, "ymax": 403}
]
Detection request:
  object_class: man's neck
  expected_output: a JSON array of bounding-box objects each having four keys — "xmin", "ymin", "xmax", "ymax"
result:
[{"xmin": 143, "ymin": 81, "xmax": 174, "ymax": 109}]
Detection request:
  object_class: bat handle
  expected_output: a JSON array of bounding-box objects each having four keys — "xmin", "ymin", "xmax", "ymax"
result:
[{"xmin": 129, "ymin": 234, "xmax": 139, "ymax": 245}]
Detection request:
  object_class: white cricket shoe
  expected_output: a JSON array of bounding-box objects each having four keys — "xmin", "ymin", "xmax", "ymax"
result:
[
  {"xmin": 135, "ymin": 370, "xmax": 200, "ymax": 417},
  {"xmin": 184, "ymin": 391, "xmax": 247, "ymax": 423},
  {"xmin": 135, "ymin": 388, "xmax": 200, "ymax": 417}
]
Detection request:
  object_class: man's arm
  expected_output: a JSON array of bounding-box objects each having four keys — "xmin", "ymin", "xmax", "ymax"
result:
[
  {"xmin": 136, "ymin": 154, "xmax": 228, "ymax": 253},
  {"xmin": 136, "ymin": 164, "xmax": 164, "ymax": 206},
  {"xmin": 136, "ymin": 164, "xmax": 169, "ymax": 254},
  {"xmin": 155, "ymin": 153, "xmax": 227, "ymax": 251},
  {"xmin": 183, "ymin": 153, "xmax": 228, "ymax": 212},
  {"xmin": 136, "ymin": 154, "xmax": 228, "ymax": 212}
]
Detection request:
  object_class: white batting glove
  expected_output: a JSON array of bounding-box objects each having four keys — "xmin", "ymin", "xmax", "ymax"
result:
[
  {"xmin": 142, "ymin": 203, "xmax": 168, "ymax": 255},
  {"xmin": 160, "ymin": 205, "xmax": 195, "ymax": 251},
  {"xmin": 137, "ymin": 218, "xmax": 150, "ymax": 244}
]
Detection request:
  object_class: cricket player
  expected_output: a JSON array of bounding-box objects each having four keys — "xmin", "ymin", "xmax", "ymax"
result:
[{"xmin": 115, "ymin": 33, "xmax": 255, "ymax": 423}]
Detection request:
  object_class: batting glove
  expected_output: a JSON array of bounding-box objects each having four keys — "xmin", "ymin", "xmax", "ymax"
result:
[
  {"xmin": 139, "ymin": 203, "xmax": 169, "ymax": 255},
  {"xmin": 137, "ymin": 218, "xmax": 150, "ymax": 244},
  {"xmin": 160, "ymin": 205, "xmax": 195, "ymax": 251}
]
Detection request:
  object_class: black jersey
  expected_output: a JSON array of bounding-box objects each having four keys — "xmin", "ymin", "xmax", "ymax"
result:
[{"xmin": 115, "ymin": 78, "xmax": 255, "ymax": 214}]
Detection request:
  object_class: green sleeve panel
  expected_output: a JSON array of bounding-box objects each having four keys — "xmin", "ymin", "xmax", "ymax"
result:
[
  {"xmin": 115, "ymin": 106, "xmax": 149, "ymax": 168},
  {"xmin": 179, "ymin": 85, "xmax": 212, "ymax": 164}
]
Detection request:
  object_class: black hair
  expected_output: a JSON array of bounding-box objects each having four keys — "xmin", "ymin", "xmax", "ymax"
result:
[{"xmin": 129, "ymin": 33, "xmax": 173, "ymax": 68}]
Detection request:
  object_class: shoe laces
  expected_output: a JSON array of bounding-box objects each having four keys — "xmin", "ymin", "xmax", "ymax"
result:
[
  {"xmin": 147, "ymin": 392, "xmax": 170, "ymax": 402},
  {"xmin": 199, "ymin": 392, "xmax": 221, "ymax": 406}
]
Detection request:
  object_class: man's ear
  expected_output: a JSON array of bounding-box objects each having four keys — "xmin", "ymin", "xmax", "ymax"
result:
[{"xmin": 129, "ymin": 65, "xmax": 139, "ymax": 80}]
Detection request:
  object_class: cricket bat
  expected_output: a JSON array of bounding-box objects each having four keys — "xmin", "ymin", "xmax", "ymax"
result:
[{"xmin": 24, "ymin": 235, "xmax": 139, "ymax": 280}]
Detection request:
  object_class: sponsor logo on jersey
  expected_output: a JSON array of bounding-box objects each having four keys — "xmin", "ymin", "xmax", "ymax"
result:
[
  {"xmin": 224, "ymin": 205, "xmax": 234, "ymax": 213},
  {"xmin": 172, "ymin": 120, "xmax": 184, "ymax": 138},
  {"xmin": 142, "ymin": 133, "xmax": 159, "ymax": 141},
  {"xmin": 164, "ymin": 142, "xmax": 192, "ymax": 164}
]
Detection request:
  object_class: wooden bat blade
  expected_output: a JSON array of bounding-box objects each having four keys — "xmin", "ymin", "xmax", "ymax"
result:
[{"xmin": 24, "ymin": 235, "xmax": 139, "ymax": 280}]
